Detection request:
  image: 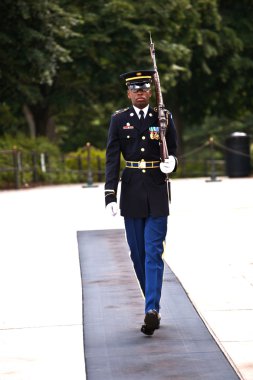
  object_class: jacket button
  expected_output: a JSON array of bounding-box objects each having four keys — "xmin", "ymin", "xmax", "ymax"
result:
[
  {"xmin": 141, "ymin": 148, "xmax": 145, "ymax": 152},
  {"xmin": 127, "ymin": 135, "xmax": 130, "ymax": 139},
  {"xmin": 142, "ymin": 136, "xmax": 146, "ymax": 140},
  {"xmin": 142, "ymin": 169, "xmax": 146, "ymax": 173}
]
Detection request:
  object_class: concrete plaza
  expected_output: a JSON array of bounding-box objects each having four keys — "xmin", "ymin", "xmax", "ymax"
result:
[{"xmin": 0, "ymin": 177, "xmax": 252, "ymax": 379}]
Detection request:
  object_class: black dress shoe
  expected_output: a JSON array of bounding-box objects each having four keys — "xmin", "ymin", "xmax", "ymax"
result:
[
  {"xmin": 141, "ymin": 309, "xmax": 160, "ymax": 336},
  {"xmin": 141, "ymin": 324, "xmax": 155, "ymax": 335}
]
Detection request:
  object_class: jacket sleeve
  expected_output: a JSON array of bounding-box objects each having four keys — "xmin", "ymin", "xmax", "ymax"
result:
[
  {"xmin": 104, "ymin": 116, "xmax": 121, "ymax": 206},
  {"xmin": 167, "ymin": 113, "xmax": 178, "ymax": 172}
]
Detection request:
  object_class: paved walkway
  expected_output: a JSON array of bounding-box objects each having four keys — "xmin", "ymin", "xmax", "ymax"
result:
[
  {"xmin": 168, "ymin": 177, "xmax": 253, "ymax": 380},
  {"xmin": 0, "ymin": 177, "xmax": 252, "ymax": 379},
  {"xmin": 78, "ymin": 229, "xmax": 240, "ymax": 380}
]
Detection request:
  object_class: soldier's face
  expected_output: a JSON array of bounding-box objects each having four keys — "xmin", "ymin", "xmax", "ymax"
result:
[{"xmin": 127, "ymin": 88, "xmax": 152, "ymax": 109}]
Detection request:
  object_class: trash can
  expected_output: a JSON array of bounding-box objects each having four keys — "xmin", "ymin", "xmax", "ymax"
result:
[{"xmin": 225, "ymin": 132, "xmax": 251, "ymax": 177}]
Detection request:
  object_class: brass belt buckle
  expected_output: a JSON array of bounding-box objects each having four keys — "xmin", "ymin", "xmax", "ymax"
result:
[{"xmin": 138, "ymin": 160, "xmax": 146, "ymax": 169}]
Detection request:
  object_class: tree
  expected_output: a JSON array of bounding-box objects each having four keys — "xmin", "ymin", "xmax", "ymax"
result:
[
  {"xmin": 174, "ymin": 0, "xmax": 253, "ymax": 146},
  {"xmin": 0, "ymin": 0, "xmax": 81, "ymax": 138},
  {"xmin": 1, "ymin": 0, "xmax": 252, "ymax": 153},
  {"xmin": 58, "ymin": 0, "xmax": 223, "ymax": 151}
]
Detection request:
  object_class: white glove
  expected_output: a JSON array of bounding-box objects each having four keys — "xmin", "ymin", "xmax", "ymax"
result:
[
  {"xmin": 106, "ymin": 202, "xmax": 118, "ymax": 216},
  {"xmin": 160, "ymin": 156, "xmax": 176, "ymax": 174}
]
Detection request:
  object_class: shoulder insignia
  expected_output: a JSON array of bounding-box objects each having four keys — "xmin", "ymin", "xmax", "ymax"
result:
[{"xmin": 112, "ymin": 107, "xmax": 129, "ymax": 116}]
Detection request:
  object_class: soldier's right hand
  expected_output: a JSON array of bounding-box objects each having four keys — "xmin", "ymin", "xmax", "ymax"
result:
[{"xmin": 106, "ymin": 202, "xmax": 118, "ymax": 216}]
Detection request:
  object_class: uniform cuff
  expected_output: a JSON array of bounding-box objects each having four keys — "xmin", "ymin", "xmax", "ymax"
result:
[{"xmin": 105, "ymin": 193, "xmax": 117, "ymax": 206}]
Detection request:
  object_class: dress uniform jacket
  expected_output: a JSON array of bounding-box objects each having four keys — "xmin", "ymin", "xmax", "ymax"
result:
[{"xmin": 105, "ymin": 105, "xmax": 178, "ymax": 218}]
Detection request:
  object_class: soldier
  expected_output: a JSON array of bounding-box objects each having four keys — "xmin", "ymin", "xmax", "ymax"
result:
[{"xmin": 105, "ymin": 70, "xmax": 178, "ymax": 335}]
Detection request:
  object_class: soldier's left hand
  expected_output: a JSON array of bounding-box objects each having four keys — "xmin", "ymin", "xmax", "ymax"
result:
[{"xmin": 160, "ymin": 156, "xmax": 176, "ymax": 174}]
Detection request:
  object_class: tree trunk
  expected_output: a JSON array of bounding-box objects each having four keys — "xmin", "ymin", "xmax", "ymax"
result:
[
  {"xmin": 30, "ymin": 104, "xmax": 57, "ymax": 142},
  {"xmin": 23, "ymin": 104, "xmax": 36, "ymax": 138},
  {"xmin": 46, "ymin": 116, "xmax": 57, "ymax": 142}
]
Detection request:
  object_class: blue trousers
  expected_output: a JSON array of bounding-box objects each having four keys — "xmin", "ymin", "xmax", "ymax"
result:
[{"xmin": 124, "ymin": 216, "xmax": 167, "ymax": 314}]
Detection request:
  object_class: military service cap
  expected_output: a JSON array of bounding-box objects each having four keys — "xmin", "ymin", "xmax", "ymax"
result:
[
  {"xmin": 120, "ymin": 70, "xmax": 155, "ymax": 91},
  {"xmin": 120, "ymin": 70, "xmax": 155, "ymax": 83}
]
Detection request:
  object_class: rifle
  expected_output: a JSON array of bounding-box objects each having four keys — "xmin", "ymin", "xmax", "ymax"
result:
[
  {"xmin": 149, "ymin": 33, "xmax": 169, "ymax": 162},
  {"xmin": 149, "ymin": 33, "xmax": 171, "ymax": 201}
]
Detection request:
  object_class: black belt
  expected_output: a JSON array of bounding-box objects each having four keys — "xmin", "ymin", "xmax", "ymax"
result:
[{"xmin": 125, "ymin": 160, "xmax": 160, "ymax": 169}]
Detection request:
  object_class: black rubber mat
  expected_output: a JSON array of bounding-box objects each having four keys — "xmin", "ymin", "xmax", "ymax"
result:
[{"xmin": 77, "ymin": 229, "xmax": 240, "ymax": 380}]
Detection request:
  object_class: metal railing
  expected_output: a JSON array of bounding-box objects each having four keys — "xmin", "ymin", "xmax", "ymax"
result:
[
  {"xmin": 0, "ymin": 144, "xmax": 104, "ymax": 189},
  {"xmin": 0, "ymin": 138, "xmax": 251, "ymax": 189}
]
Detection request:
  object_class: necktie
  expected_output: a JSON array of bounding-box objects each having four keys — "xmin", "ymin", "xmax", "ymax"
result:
[
  {"xmin": 139, "ymin": 110, "xmax": 145, "ymax": 130},
  {"xmin": 139, "ymin": 110, "xmax": 144, "ymax": 121}
]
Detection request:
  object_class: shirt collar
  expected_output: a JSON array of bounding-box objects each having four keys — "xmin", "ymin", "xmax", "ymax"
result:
[{"xmin": 133, "ymin": 105, "xmax": 149, "ymax": 119}]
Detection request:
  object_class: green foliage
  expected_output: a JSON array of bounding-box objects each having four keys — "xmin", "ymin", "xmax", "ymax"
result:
[
  {"xmin": 0, "ymin": 0, "xmax": 253, "ymax": 156},
  {"xmin": 0, "ymin": 103, "xmax": 18, "ymax": 134},
  {"xmin": 176, "ymin": 0, "xmax": 253, "ymax": 129},
  {"xmin": 183, "ymin": 113, "xmax": 253, "ymax": 148},
  {"xmin": 0, "ymin": 0, "xmax": 82, "ymax": 138},
  {"xmin": 0, "ymin": 0, "xmax": 81, "ymax": 94},
  {"xmin": 0, "ymin": 132, "xmax": 251, "ymax": 189},
  {"xmin": 0, "ymin": 134, "xmax": 108, "ymax": 188},
  {"xmin": 0, "ymin": 134, "xmax": 60, "ymax": 188},
  {"xmin": 0, "ymin": 133, "xmax": 60, "ymax": 154}
]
